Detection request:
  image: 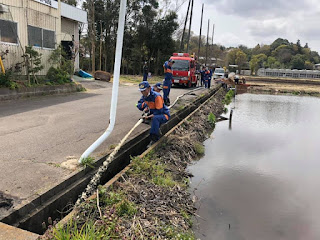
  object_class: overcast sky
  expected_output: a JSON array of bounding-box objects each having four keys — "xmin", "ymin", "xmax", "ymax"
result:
[{"xmin": 176, "ymin": 0, "xmax": 320, "ymax": 53}]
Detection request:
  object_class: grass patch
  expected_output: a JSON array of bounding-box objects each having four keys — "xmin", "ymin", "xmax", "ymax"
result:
[
  {"xmin": 115, "ymin": 199, "xmax": 137, "ymax": 217},
  {"xmin": 79, "ymin": 157, "xmax": 95, "ymax": 169},
  {"xmin": 193, "ymin": 142, "xmax": 205, "ymax": 156},
  {"xmin": 208, "ymin": 112, "xmax": 216, "ymax": 127},
  {"xmin": 53, "ymin": 220, "xmax": 107, "ymax": 240},
  {"xmin": 164, "ymin": 226, "xmax": 196, "ymax": 240},
  {"xmin": 119, "ymin": 75, "xmax": 163, "ymax": 85}
]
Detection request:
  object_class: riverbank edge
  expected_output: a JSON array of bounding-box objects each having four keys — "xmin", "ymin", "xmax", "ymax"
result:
[{"xmin": 40, "ymin": 87, "xmax": 228, "ymax": 239}]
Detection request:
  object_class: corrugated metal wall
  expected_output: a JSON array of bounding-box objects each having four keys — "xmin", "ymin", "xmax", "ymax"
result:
[
  {"xmin": 61, "ymin": 18, "xmax": 76, "ymax": 41},
  {"xmin": 0, "ymin": 0, "xmax": 60, "ymax": 75}
]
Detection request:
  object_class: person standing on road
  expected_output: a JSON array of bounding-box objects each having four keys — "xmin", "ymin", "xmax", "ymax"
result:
[
  {"xmin": 204, "ymin": 68, "xmax": 210, "ymax": 89},
  {"xmin": 208, "ymin": 67, "xmax": 213, "ymax": 88},
  {"xmin": 137, "ymin": 81, "xmax": 170, "ymax": 146},
  {"xmin": 163, "ymin": 59, "xmax": 174, "ymax": 106},
  {"xmin": 143, "ymin": 62, "xmax": 148, "ymax": 81},
  {"xmin": 200, "ymin": 66, "xmax": 206, "ymax": 87}
]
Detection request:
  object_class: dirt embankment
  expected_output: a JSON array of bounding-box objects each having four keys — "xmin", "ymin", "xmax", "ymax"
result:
[
  {"xmin": 40, "ymin": 87, "xmax": 227, "ymax": 240},
  {"xmin": 245, "ymin": 76, "xmax": 320, "ymax": 96}
]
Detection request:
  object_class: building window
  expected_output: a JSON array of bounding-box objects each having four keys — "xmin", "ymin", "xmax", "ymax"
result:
[
  {"xmin": 28, "ymin": 25, "xmax": 55, "ymax": 49},
  {"xmin": 0, "ymin": 19, "xmax": 18, "ymax": 44}
]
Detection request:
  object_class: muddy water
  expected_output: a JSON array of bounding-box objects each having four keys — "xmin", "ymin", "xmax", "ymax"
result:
[{"xmin": 189, "ymin": 94, "xmax": 320, "ymax": 240}]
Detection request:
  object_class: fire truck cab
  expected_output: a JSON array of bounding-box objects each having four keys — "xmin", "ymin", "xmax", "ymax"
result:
[{"xmin": 170, "ymin": 53, "xmax": 197, "ymax": 88}]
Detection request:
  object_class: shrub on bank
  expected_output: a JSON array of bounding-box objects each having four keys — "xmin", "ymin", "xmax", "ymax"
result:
[{"xmin": 0, "ymin": 71, "xmax": 18, "ymax": 89}]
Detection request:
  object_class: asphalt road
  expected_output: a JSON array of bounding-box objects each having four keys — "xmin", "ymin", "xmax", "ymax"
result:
[{"xmin": 0, "ymin": 80, "xmax": 205, "ymax": 205}]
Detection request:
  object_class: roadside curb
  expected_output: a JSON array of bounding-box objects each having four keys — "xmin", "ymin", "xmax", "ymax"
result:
[{"xmin": 0, "ymin": 83, "xmax": 84, "ymax": 101}]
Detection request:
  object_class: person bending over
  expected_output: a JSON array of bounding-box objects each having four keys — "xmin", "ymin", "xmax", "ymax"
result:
[{"xmin": 137, "ymin": 81, "xmax": 170, "ymax": 146}]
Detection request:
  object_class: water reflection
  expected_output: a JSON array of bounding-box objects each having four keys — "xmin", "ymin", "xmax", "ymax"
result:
[{"xmin": 189, "ymin": 94, "xmax": 320, "ymax": 239}]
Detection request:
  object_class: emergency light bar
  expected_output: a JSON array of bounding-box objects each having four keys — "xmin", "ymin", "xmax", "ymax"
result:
[{"xmin": 173, "ymin": 53, "xmax": 190, "ymax": 57}]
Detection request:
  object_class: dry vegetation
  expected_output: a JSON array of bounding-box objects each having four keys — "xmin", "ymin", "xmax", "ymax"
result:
[{"xmin": 40, "ymin": 88, "xmax": 226, "ymax": 240}]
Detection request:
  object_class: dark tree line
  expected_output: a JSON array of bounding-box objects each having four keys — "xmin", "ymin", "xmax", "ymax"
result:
[{"xmin": 79, "ymin": 0, "xmax": 179, "ymax": 75}]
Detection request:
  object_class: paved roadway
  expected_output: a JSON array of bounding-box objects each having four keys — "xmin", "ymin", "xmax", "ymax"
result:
[{"xmin": 0, "ymin": 80, "xmax": 205, "ymax": 206}]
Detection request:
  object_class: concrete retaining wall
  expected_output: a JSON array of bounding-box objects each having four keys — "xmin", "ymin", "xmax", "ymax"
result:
[{"xmin": 0, "ymin": 84, "xmax": 84, "ymax": 101}]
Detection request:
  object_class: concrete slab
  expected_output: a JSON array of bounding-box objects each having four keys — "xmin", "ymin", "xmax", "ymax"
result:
[{"xmin": 0, "ymin": 222, "xmax": 39, "ymax": 240}]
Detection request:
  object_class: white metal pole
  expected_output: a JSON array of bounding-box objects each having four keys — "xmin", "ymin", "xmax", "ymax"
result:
[{"xmin": 79, "ymin": 0, "xmax": 127, "ymax": 163}]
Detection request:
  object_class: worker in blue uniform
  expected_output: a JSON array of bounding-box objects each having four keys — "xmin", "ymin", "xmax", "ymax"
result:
[
  {"xmin": 152, "ymin": 82, "xmax": 163, "ymax": 93},
  {"xmin": 200, "ymin": 66, "xmax": 206, "ymax": 87},
  {"xmin": 204, "ymin": 68, "xmax": 211, "ymax": 89},
  {"xmin": 137, "ymin": 81, "xmax": 170, "ymax": 146},
  {"xmin": 163, "ymin": 59, "xmax": 174, "ymax": 106},
  {"xmin": 208, "ymin": 67, "xmax": 213, "ymax": 88}
]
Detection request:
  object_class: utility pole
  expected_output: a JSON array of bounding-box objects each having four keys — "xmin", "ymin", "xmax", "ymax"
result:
[
  {"xmin": 88, "ymin": 0, "xmax": 95, "ymax": 73},
  {"xmin": 180, "ymin": 0, "xmax": 191, "ymax": 52},
  {"xmin": 99, "ymin": 21, "xmax": 103, "ymax": 70},
  {"xmin": 186, "ymin": 0, "xmax": 194, "ymax": 53},
  {"xmin": 197, "ymin": 4, "xmax": 204, "ymax": 62},
  {"xmin": 211, "ymin": 24, "xmax": 215, "ymax": 66},
  {"xmin": 205, "ymin": 19, "xmax": 209, "ymax": 66}
]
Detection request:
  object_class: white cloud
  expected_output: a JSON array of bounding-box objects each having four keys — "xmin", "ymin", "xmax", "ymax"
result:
[
  {"xmin": 176, "ymin": 0, "xmax": 320, "ymax": 53},
  {"xmin": 247, "ymin": 18, "xmax": 288, "ymax": 38},
  {"xmin": 202, "ymin": 0, "xmax": 312, "ymax": 18}
]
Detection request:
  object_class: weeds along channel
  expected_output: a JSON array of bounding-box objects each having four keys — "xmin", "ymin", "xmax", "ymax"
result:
[{"xmin": 41, "ymin": 88, "xmax": 227, "ymax": 240}]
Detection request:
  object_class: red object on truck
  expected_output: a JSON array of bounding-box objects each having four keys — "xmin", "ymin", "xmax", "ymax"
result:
[{"xmin": 170, "ymin": 53, "xmax": 197, "ymax": 88}]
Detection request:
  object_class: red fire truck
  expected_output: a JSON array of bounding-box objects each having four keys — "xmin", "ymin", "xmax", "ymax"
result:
[{"xmin": 169, "ymin": 53, "xmax": 197, "ymax": 88}]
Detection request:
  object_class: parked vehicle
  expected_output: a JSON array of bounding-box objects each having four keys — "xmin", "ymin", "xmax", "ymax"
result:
[
  {"xmin": 213, "ymin": 67, "xmax": 225, "ymax": 79},
  {"xmin": 170, "ymin": 53, "xmax": 197, "ymax": 88}
]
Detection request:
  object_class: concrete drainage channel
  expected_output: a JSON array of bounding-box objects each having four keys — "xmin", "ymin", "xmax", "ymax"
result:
[{"xmin": 0, "ymin": 85, "xmax": 222, "ymax": 236}]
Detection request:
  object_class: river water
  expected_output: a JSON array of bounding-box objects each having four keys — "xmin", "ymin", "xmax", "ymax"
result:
[{"xmin": 189, "ymin": 93, "xmax": 320, "ymax": 240}]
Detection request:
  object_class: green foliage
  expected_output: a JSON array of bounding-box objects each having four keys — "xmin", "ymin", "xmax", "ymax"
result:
[
  {"xmin": 53, "ymin": 220, "xmax": 105, "ymax": 240},
  {"xmin": 0, "ymin": 71, "xmax": 18, "ymax": 89},
  {"xmin": 223, "ymin": 90, "xmax": 234, "ymax": 105},
  {"xmin": 100, "ymin": 190, "xmax": 124, "ymax": 206},
  {"xmin": 130, "ymin": 155, "xmax": 180, "ymax": 188},
  {"xmin": 164, "ymin": 226, "xmax": 196, "ymax": 240},
  {"xmin": 80, "ymin": 157, "xmax": 95, "ymax": 168},
  {"xmin": 46, "ymin": 67, "xmax": 70, "ymax": 84},
  {"xmin": 193, "ymin": 142, "xmax": 205, "ymax": 156},
  {"xmin": 24, "ymin": 46, "xmax": 44, "ymax": 84},
  {"xmin": 207, "ymin": 112, "xmax": 216, "ymax": 127},
  {"xmin": 47, "ymin": 46, "xmax": 73, "ymax": 84},
  {"xmin": 291, "ymin": 54, "xmax": 306, "ymax": 69},
  {"xmin": 250, "ymin": 54, "xmax": 267, "ymax": 75},
  {"xmin": 115, "ymin": 199, "xmax": 137, "ymax": 217}
]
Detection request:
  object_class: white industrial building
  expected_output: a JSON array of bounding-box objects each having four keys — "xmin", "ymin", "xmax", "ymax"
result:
[
  {"xmin": 0, "ymin": 0, "xmax": 87, "ymax": 74},
  {"xmin": 257, "ymin": 68, "xmax": 320, "ymax": 79}
]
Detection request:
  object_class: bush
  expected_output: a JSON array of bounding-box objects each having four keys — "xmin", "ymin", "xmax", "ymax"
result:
[
  {"xmin": 223, "ymin": 90, "xmax": 234, "ymax": 105},
  {"xmin": 0, "ymin": 71, "xmax": 18, "ymax": 89},
  {"xmin": 46, "ymin": 66, "xmax": 70, "ymax": 84},
  {"xmin": 208, "ymin": 112, "xmax": 216, "ymax": 127}
]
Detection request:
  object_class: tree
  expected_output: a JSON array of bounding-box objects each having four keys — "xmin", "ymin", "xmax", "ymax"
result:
[
  {"xmin": 290, "ymin": 54, "xmax": 305, "ymax": 69},
  {"xmin": 305, "ymin": 61, "xmax": 313, "ymax": 70},
  {"xmin": 235, "ymin": 50, "xmax": 247, "ymax": 73},
  {"xmin": 249, "ymin": 54, "xmax": 267, "ymax": 75},
  {"xmin": 272, "ymin": 45, "xmax": 293, "ymax": 65},
  {"xmin": 265, "ymin": 56, "xmax": 277, "ymax": 68},
  {"xmin": 270, "ymin": 38, "xmax": 290, "ymax": 51}
]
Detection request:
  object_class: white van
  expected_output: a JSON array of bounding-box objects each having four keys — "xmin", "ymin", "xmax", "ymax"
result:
[{"xmin": 213, "ymin": 68, "xmax": 225, "ymax": 79}]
